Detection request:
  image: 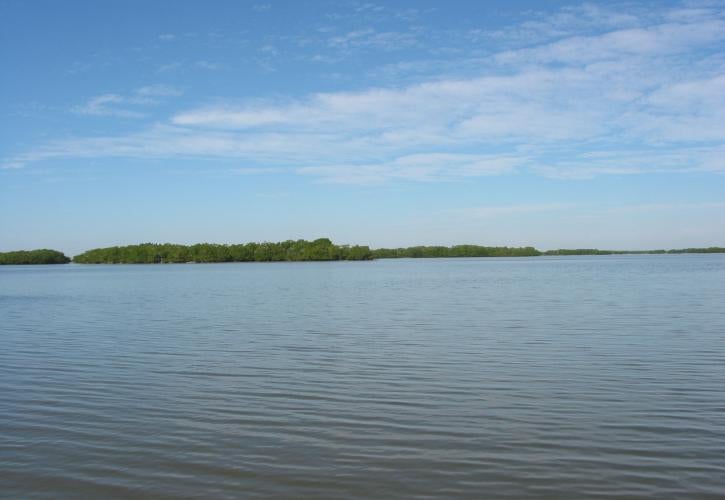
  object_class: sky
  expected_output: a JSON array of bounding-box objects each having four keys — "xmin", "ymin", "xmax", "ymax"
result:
[{"xmin": 1, "ymin": 0, "xmax": 724, "ymax": 255}]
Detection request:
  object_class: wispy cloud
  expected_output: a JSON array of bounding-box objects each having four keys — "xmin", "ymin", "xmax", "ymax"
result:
[
  {"xmin": 136, "ymin": 84, "xmax": 183, "ymax": 97},
  {"xmin": 298, "ymin": 154, "xmax": 523, "ymax": 184},
  {"xmin": 73, "ymin": 94, "xmax": 146, "ymax": 118},
  {"xmin": 530, "ymin": 145, "xmax": 725, "ymax": 179},
  {"xmin": 476, "ymin": 3, "xmax": 645, "ymax": 48},
  {"xmin": 327, "ymin": 28, "xmax": 420, "ymax": 51},
  {"xmin": 354, "ymin": 3, "xmax": 385, "ymax": 14},
  {"xmin": 195, "ymin": 60, "xmax": 222, "ymax": 70},
  {"xmin": 1, "ymin": 161, "xmax": 26, "ymax": 170},
  {"xmin": 72, "ymin": 85, "xmax": 183, "ymax": 118},
  {"xmin": 494, "ymin": 18, "xmax": 725, "ymax": 65},
  {"xmin": 157, "ymin": 62, "xmax": 183, "ymax": 73},
  {"xmin": 6, "ymin": 1, "xmax": 725, "ymax": 184},
  {"xmin": 258, "ymin": 44, "xmax": 279, "ymax": 56}
]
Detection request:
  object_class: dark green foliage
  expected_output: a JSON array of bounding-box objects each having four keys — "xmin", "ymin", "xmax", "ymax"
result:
[
  {"xmin": 371, "ymin": 245, "xmax": 541, "ymax": 258},
  {"xmin": 72, "ymin": 239, "xmax": 373, "ymax": 263},
  {"xmin": 14, "ymin": 242, "xmax": 723, "ymax": 265},
  {"xmin": 0, "ymin": 249, "xmax": 71, "ymax": 265}
]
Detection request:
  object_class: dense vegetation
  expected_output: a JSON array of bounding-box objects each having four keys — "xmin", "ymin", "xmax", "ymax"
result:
[
  {"xmin": 72, "ymin": 239, "xmax": 373, "ymax": 263},
  {"xmin": 371, "ymin": 245, "xmax": 541, "ymax": 258},
  {"xmin": 0, "ymin": 249, "xmax": 71, "ymax": 265},
  {"xmin": 3, "ymin": 243, "xmax": 723, "ymax": 265}
]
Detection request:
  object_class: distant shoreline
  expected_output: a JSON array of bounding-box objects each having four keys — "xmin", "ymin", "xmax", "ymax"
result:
[{"xmin": 2, "ymin": 241, "xmax": 724, "ymax": 265}]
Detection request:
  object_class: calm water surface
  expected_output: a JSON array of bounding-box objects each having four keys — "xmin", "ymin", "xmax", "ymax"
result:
[{"xmin": 1, "ymin": 256, "xmax": 725, "ymax": 498}]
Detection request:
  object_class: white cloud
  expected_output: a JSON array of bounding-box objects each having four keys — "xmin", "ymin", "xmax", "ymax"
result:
[
  {"xmin": 7, "ymin": 2, "xmax": 725, "ymax": 183},
  {"xmin": 173, "ymin": 107, "xmax": 289, "ymax": 127},
  {"xmin": 354, "ymin": 3, "xmax": 385, "ymax": 14},
  {"xmin": 529, "ymin": 145, "xmax": 725, "ymax": 179},
  {"xmin": 173, "ymin": 71, "xmax": 574, "ymax": 135},
  {"xmin": 169, "ymin": 54, "xmax": 722, "ymax": 149},
  {"xmin": 327, "ymin": 28, "xmax": 419, "ymax": 51},
  {"xmin": 494, "ymin": 19, "xmax": 725, "ymax": 65},
  {"xmin": 298, "ymin": 153, "xmax": 523, "ymax": 184},
  {"xmin": 466, "ymin": 4, "xmax": 647, "ymax": 64},
  {"xmin": 72, "ymin": 85, "xmax": 183, "ymax": 119},
  {"xmin": 1, "ymin": 161, "xmax": 25, "ymax": 169},
  {"xmin": 73, "ymin": 94, "xmax": 146, "ymax": 118},
  {"xmin": 136, "ymin": 84, "xmax": 183, "ymax": 97}
]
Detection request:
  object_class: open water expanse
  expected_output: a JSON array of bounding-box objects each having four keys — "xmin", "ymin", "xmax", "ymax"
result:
[{"xmin": 1, "ymin": 255, "xmax": 725, "ymax": 499}]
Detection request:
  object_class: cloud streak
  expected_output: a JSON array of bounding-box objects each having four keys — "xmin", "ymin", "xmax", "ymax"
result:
[
  {"xmin": 73, "ymin": 94, "xmax": 147, "ymax": 118},
  {"xmin": 298, "ymin": 153, "xmax": 523, "ymax": 184},
  {"xmin": 6, "ymin": 2, "xmax": 725, "ymax": 183},
  {"xmin": 72, "ymin": 85, "xmax": 183, "ymax": 119}
]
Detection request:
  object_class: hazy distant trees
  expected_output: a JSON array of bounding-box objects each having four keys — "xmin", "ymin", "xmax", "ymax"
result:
[
  {"xmin": 542, "ymin": 248, "xmax": 725, "ymax": 255},
  {"xmin": 0, "ymin": 249, "xmax": 71, "ymax": 265},
  {"xmin": 666, "ymin": 247, "xmax": 725, "ymax": 254},
  {"xmin": 372, "ymin": 246, "xmax": 725, "ymax": 258},
  {"xmin": 543, "ymin": 249, "xmax": 623, "ymax": 255},
  {"xmin": 371, "ymin": 245, "xmax": 541, "ymax": 258}
]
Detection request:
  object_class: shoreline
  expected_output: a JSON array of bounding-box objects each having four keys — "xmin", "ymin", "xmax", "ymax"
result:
[{"xmin": 2, "ymin": 242, "xmax": 725, "ymax": 265}]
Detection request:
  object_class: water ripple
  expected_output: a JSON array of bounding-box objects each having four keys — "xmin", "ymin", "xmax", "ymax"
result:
[{"xmin": 2, "ymin": 256, "xmax": 725, "ymax": 498}]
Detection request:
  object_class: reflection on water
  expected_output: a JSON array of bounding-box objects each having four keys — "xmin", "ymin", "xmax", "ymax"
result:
[{"xmin": 1, "ymin": 256, "xmax": 724, "ymax": 498}]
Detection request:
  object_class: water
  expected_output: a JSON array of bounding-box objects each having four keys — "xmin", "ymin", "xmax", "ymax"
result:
[{"xmin": 1, "ymin": 255, "xmax": 724, "ymax": 499}]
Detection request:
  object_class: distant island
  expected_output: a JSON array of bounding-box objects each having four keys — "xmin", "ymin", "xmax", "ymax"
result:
[
  {"xmin": 371, "ymin": 246, "xmax": 540, "ymax": 258},
  {"xmin": 72, "ymin": 239, "xmax": 373, "ymax": 263},
  {"xmin": 371, "ymin": 246, "xmax": 725, "ymax": 258},
  {"xmin": 541, "ymin": 248, "xmax": 725, "ymax": 255},
  {"xmin": 0, "ymin": 249, "xmax": 71, "ymax": 265},
  {"xmin": 1, "ymin": 241, "xmax": 724, "ymax": 264}
]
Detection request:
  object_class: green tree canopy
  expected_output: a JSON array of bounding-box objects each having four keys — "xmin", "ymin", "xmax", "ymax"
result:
[
  {"xmin": 0, "ymin": 249, "xmax": 71, "ymax": 265},
  {"xmin": 72, "ymin": 240, "xmax": 373, "ymax": 263}
]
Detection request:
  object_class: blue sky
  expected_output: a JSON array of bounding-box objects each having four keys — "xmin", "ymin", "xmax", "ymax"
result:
[{"xmin": 1, "ymin": 0, "xmax": 724, "ymax": 254}]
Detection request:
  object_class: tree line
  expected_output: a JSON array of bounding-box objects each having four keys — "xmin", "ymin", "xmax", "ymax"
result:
[
  {"xmin": 371, "ymin": 245, "xmax": 541, "ymax": 258},
  {"xmin": 0, "ymin": 249, "xmax": 71, "ymax": 265},
  {"xmin": 543, "ymin": 247, "xmax": 725, "ymax": 255},
  {"xmin": 666, "ymin": 247, "xmax": 725, "ymax": 254},
  {"xmin": 2, "ymin": 243, "xmax": 724, "ymax": 265},
  {"xmin": 72, "ymin": 239, "xmax": 373, "ymax": 263}
]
